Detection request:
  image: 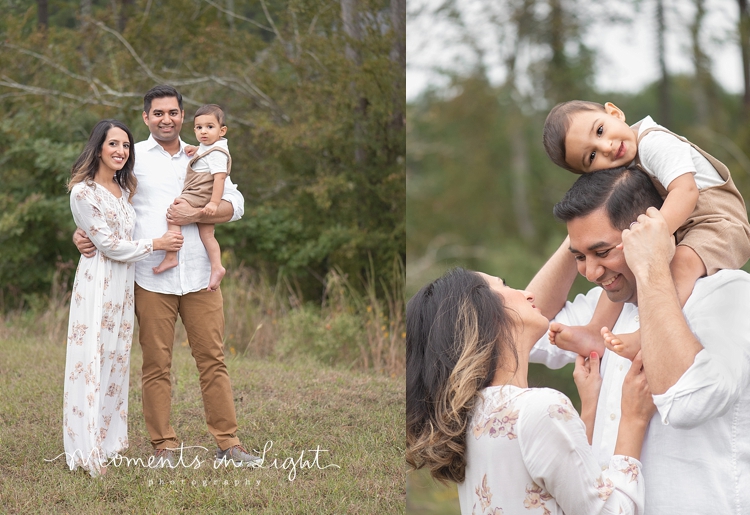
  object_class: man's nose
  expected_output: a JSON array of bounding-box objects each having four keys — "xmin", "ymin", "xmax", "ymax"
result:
[{"xmin": 585, "ymin": 260, "xmax": 603, "ymax": 282}]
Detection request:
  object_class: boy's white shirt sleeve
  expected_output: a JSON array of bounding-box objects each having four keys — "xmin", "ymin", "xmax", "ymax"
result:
[
  {"xmin": 204, "ymin": 151, "xmax": 229, "ymax": 175},
  {"xmin": 519, "ymin": 389, "xmax": 645, "ymax": 514},
  {"xmin": 652, "ymin": 271, "xmax": 750, "ymax": 428},
  {"xmin": 529, "ymin": 287, "xmax": 603, "ymax": 369},
  {"xmin": 636, "ymin": 121, "xmax": 696, "ymax": 189}
]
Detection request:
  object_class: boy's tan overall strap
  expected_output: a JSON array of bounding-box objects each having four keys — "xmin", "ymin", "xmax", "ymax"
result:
[
  {"xmin": 189, "ymin": 146, "xmax": 232, "ymax": 176},
  {"xmin": 633, "ymin": 126, "xmax": 732, "ymax": 199}
]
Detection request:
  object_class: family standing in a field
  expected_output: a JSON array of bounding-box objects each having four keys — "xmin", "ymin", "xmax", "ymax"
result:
[
  {"xmin": 63, "ymin": 85, "xmax": 262, "ymax": 477},
  {"xmin": 407, "ymin": 101, "xmax": 750, "ymax": 514}
]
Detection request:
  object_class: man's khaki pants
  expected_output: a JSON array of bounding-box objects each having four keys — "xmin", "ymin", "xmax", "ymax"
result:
[{"xmin": 134, "ymin": 283, "xmax": 241, "ymax": 451}]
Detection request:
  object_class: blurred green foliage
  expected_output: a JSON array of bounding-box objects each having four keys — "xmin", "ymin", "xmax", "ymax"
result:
[
  {"xmin": 406, "ymin": 1, "xmax": 750, "ymax": 511},
  {"xmin": 0, "ymin": 0, "xmax": 404, "ymax": 308}
]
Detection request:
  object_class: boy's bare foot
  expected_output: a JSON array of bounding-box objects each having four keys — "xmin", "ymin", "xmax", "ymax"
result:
[
  {"xmin": 601, "ymin": 327, "xmax": 641, "ymax": 361},
  {"xmin": 207, "ymin": 266, "xmax": 226, "ymax": 292},
  {"xmin": 548, "ymin": 322, "xmax": 606, "ymax": 357},
  {"xmin": 153, "ymin": 254, "xmax": 178, "ymax": 274}
]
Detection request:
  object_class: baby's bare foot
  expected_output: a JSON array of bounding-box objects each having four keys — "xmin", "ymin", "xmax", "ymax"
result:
[
  {"xmin": 601, "ymin": 327, "xmax": 641, "ymax": 361},
  {"xmin": 153, "ymin": 254, "xmax": 178, "ymax": 274},
  {"xmin": 207, "ymin": 266, "xmax": 226, "ymax": 292},
  {"xmin": 548, "ymin": 322, "xmax": 605, "ymax": 357}
]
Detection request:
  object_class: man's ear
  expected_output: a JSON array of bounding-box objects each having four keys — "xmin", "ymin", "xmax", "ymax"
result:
[
  {"xmin": 142, "ymin": 111, "xmax": 149, "ymax": 126},
  {"xmin": 604, "ymin": 102, "xmax": 626, "ymax": 122}
]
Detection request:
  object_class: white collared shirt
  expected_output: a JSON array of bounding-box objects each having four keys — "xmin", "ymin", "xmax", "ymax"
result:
[
  {"xmin": 131, "ymin": 135, "xmax": 244, "ymax": 295},
  {"xmin": 530, "ymin": 270, "xmax": 750, "ymax": 514},
  {"xmin": 193, "ymin": 138, "xmax": 229, "ymax": 175}
]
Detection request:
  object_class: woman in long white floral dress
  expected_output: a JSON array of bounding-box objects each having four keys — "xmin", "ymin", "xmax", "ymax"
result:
[
  {"xmin": 406, "ymin": 268, "xmax": 656, "ymax": 514},
  {"xmin": 63, "ymin": 120, "xmax": 183, "ymax": 477}
]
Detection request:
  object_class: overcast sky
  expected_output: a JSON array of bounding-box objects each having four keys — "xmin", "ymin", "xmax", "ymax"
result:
[{"xmin": 407, "ymin": 0, "xmax": 743, "ymax": 102}]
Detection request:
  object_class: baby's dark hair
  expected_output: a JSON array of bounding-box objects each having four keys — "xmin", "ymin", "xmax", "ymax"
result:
[
  {"xmin": 195, "ymin": 104, "xmax": 226, "ymax": 126},
  {"xmin": 543, "ymin": 100, "xmax": 606, "ymax": 173}
]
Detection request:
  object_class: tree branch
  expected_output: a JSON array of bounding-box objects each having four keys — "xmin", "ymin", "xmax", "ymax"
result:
[
  {"xmin": 202, "ymin": 0, "xmax": 274, "ymax": 32},
  {"xmin": 0, "ymin": 76, "xmax": 123, "ymax": 107},
  {"xmin": 260, "ymin": 0, "xmax": 287, "ymax": 48}
]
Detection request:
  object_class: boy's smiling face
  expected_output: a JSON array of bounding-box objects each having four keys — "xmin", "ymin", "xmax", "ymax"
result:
[{"xmin": 564, "ymin": 103, "xmax": 640, "ymax": 173}]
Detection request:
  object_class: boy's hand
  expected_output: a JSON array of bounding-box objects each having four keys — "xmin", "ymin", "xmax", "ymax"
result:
[
  {"xmin": 185, "ymin": 145, "xmax": 198, "ymax": 157},
  {"xmin": 73, "ymin": 228, "xmax": 96, "ymax": 258},
  {"xmin": 201, "ymin": 202, "xmax": 218, "ymax": 216}
]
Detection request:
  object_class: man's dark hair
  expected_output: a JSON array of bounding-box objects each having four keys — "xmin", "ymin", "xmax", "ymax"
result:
[
  {"xmin": 553, "ymin": 166, "xmax": 664, "ymax": 230},
  {"xmin": 143, "ymin": 85, "xmax": 183, "ymax": 114}
]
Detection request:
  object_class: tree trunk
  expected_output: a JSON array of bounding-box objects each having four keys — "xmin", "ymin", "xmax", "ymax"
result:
[
  {"xmin": 341, "ymin": 0, "xmax": 362, "ymax": 66},
  {"xmin": 226, "ymin": 0, "xmax": 236, "ymax": 34},
  {"xmin": 390, "ymin": 0, "xmax": 404, "ymax": 71},
  {"xmin": 390, "ymin": 0, "xmax": 405, "ymax": 132},
  {"xmin": 341, "ymin": 0, "xmax": 366, "ymax": 164},
  {"xmin": 739, "ymin": 0, "xmax": 750, "ymax": 118},
  {"xmin": 656, "ymin": 0, "xmax": 671, "ymax": 125},
  {"xmin": 509, "ymin": 123, "xmax": 536, "ymax": 241},
  {"xmin": 81, "ymin": 0, "xmax": 92, "ymax": 18},
  {"xmin": 119, "ymin": 0, "xmax": 134, "ymax": 32},
  {"xmin": 690, "ymin": 0, "xmax": 709, "ymax": 124},
  {"xmin": 37, "ymin": 0, "xmax": 48, "ymax": 30}
]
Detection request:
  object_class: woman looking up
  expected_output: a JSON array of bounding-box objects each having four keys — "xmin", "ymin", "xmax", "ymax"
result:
[{"xmin": 406, "ymin": 268, "xmax": 655, "ymax": 514}]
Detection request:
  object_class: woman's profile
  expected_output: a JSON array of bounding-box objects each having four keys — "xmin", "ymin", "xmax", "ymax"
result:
[{"xmin": 406, "ymin": 268, "xmax": 655, "ymax": 514}]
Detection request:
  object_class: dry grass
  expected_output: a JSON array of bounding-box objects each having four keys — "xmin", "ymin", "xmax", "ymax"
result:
[
  {"xmin": 0, "ymin": 264, "xmax": 405, "ymax": 513},
  {"xmin": 0, "ymin": 304, "xmax": 405, "ymax": 514}
]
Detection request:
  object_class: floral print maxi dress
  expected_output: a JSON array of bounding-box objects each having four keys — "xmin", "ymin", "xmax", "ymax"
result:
[
  {"xmin": 457, "ymin": 386, "xmax": 645, "ymax": 515},
  {"xmin": 63, "ymin": 182, "xmax": 153, "ymax": 477}
]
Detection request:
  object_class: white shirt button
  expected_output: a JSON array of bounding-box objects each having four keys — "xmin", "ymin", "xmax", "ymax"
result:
[
  {"xmin": 634, "ymin": 315, "xmax": 640, "ymax": 322},
  {"xmin": 610, "ymin": 413, "xmax": 616, "ymax": 420}
]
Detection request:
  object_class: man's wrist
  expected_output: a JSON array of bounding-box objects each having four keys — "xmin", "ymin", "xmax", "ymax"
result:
[{"xmin": 633, "ymin": 258, "xmax": 672, "ymax": 286}]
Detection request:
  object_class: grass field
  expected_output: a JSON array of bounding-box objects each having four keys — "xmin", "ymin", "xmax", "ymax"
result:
[{"xmin": 0, "ymin": 324, "xmax": 405, "ymax": 513}]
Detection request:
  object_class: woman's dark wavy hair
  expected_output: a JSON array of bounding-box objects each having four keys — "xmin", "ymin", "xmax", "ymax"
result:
[
  {"xmin": 553, "ymin": 166, "xmax": 664, "ymax": 230},
  {"xmin": 406, "ymin": 268, "xmax": 518, "ymax": 483},
  {"xmin": 67, "ymin": 119, "xmax": 137, "ymax": 202}
]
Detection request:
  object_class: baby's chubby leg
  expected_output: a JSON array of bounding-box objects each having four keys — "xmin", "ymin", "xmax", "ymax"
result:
[
  {"xmin": 198, "ymin": 223, "xmax": 225, "ymax": 292},
  {"xmin": 671, "ymin": 244, "xmax": 706, "ymax": 306}
]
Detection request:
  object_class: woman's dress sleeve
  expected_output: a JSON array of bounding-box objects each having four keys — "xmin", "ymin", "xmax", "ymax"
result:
[
  {"xmin": 519, "ymin": 389, "xmax": 645, "ymax": 515},
  {"xmin": 70, "ymin": 184, "xmax": 153, "ymax": 263}
]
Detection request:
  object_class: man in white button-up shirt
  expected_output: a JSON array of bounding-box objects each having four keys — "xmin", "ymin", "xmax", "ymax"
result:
[
  {"xmin": 527, "ymin": 167, "xmax": 750, "ymax": 514},
  {"xmin": 75, "ymin": 85, "xmax": 261, "ymax": 466}
]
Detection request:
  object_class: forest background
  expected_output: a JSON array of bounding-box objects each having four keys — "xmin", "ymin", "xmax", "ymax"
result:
[
  {"xmin": 0, "ymin": 0, "xmax": 405, "ymax": 369},
  {"xmin": 0, "ymin": 0, "xmax": 405, "ymax": 512},
  {"xmin": 406, "ymin": 0, "xmax": 750, "ymax": 512}
]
